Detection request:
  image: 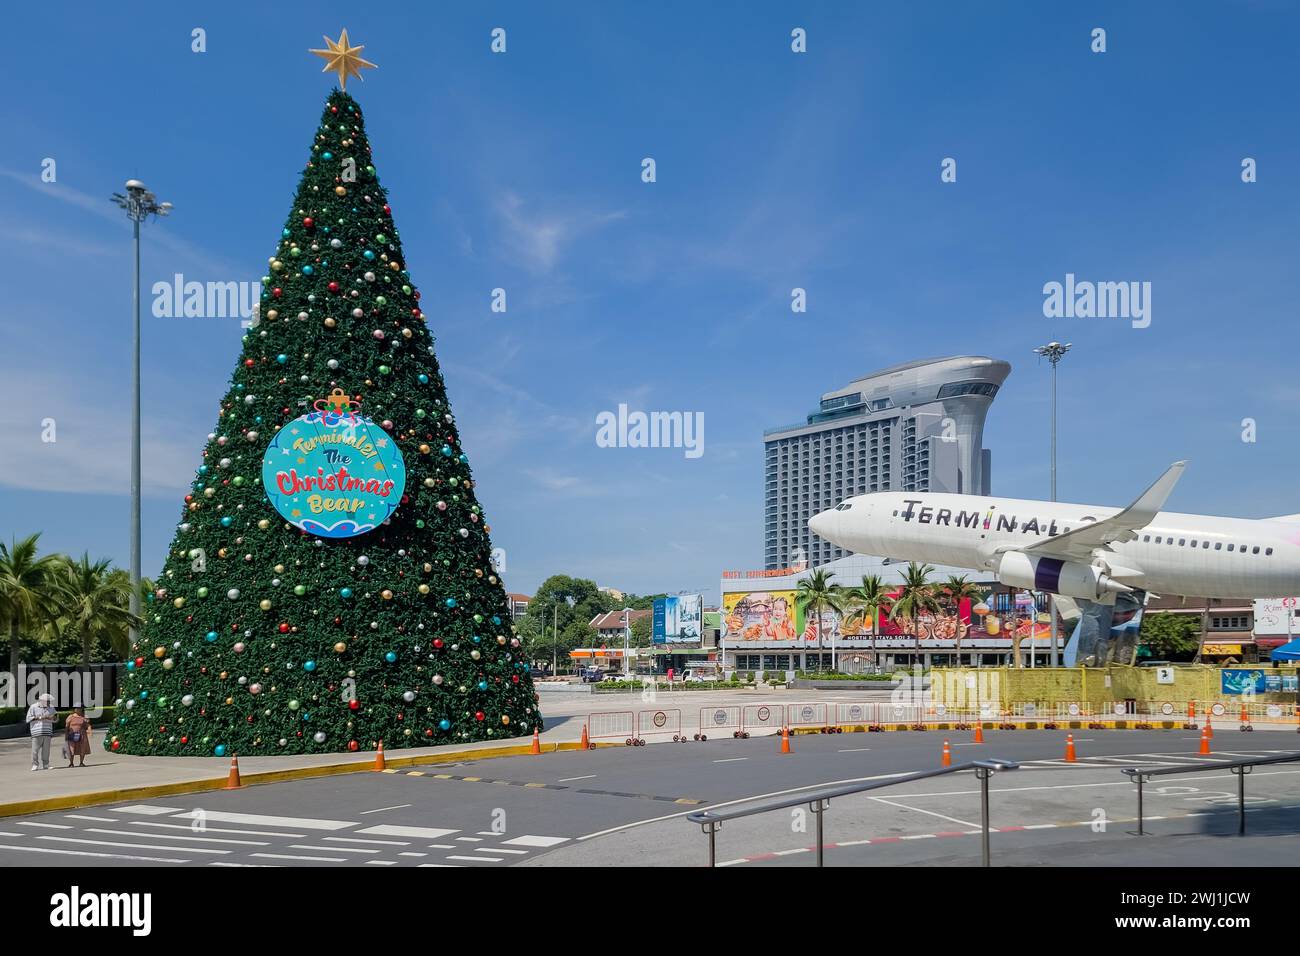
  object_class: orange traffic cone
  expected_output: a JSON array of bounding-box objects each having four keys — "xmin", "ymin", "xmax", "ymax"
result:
[
  {"xmin": 580, "ymin": 724, "xmax": 590, "ymax": 750},
  {"xmin": 942, "ymin": 739, "xmax": 952, "ymax": 767},
  {"xmin": 1199, "ymin": 724, "xmax": 1211, "ymax": 755},
  {"xmin": 1240, "ymin": 703, "xmax": 1251, "ymax": 730},
  {"xmin": 373, "ymin": 740, "xmax": 387, "ymax": 771},
  {"xmin": 780, "ymin": 726, "xmax": 792, "ymax": 754},
  {"xmin": 1188, "ymin": 700, "xmax": 1196, "ymax": 719},
  {"xmin": 973, "ymin": 723, "xmax": 985, "ymax": 744},
  {"xmin": 1064, "ymin": 734, "xmax": 1077, "ymax": 763},
  {"xmin": 1206, "ymin": 714, "xmax": 1214, "ymax": 740},
  {"xmin": 530, "ymin": 728, "xmax": 541, "ymax": 754},
  {"xmin": 225, "ymin": 754, "xmax": 243, "ymax": 790}
]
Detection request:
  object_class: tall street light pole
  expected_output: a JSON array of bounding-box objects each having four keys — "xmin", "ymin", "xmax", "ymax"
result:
[
  {"xmin": 112, "ymin": 180, "xmax": 172, "ymax": 649},
  {"xmin": 1033, "ymin": 341, "xmax": 1071, "ymax": 667}
]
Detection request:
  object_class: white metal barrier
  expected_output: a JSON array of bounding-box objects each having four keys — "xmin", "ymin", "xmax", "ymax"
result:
[
  {"xmin": 836, "ymin": 702, "xmax": 873, "ymax": 726},
  {"xmin": 740, "ymin": 703, "xmax": 785, "ymax": 735},
  {"xmin": 786, "ymin": 701, "xmax": 830, "ymax": 729},
  {"xmin": 637, "ymin": 708, "xmax": 681, "ymax": 738},
  {"xmin": 586, "ymin": 710, "xmax": 635, "ymax": 742},
  {"xmin": 699, "ymin": 705, "xmax": 742, "ymax": 737}
]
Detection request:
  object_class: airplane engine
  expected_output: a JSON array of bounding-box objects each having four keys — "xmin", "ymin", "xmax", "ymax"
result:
[{"xmin": 997, "ymin": 552, "xmax": 1133, "ymax": 601}]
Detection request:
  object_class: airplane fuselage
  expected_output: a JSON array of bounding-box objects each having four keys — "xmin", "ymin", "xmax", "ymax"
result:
[{"xmin": 810, "ymin": 492, "xmax": 1300, "ymax": 599}]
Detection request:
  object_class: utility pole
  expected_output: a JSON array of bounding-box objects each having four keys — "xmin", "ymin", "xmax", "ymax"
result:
[
  {"xmin": 1034, "ymin": 342, "xmax": 1071, "ymax": 667},
  {"xmin": 111, "ymin": 180, "xmax": 172, "ymax": 649}
]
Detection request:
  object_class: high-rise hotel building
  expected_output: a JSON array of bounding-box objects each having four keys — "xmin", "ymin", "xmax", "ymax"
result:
[{"xmin": 763, "ymin": 356, "xmax": 1011, "ymax": 570}]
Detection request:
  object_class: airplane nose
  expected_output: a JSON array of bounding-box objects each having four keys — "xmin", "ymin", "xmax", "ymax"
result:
[{"xmin": 809, "ymin": 509, "xmax": 835, "ymax": 541}]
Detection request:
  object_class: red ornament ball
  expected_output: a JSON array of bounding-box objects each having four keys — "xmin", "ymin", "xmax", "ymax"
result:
[
  {"xmin": 433, "ymin": 639, "xmax": 444, "ymax": 649},
  {"xmin": 304, "ymin": 216, "xmax": 315, "ymax": 227},
  {"xmin": 348, "ymin": 699, "xmax": 360, "ymax": 711},
  {"xmin": 278, "ymin": 622, "xmax": 290, "ymax": 634},
  {"xmin": 328, "ymin": 281, "xmax": 340, "ymax": 293},
  {"xmin": 134, "ymin": 657, "xmax": 145, "ymax": 668},
  {"xmin": 475, "ymin": 711, "xmax": 485, "ymax": 722},
  {"xmin": 244, "ymin": 359, "xmax": 255, "ymax": 368},
  {"xmin": 348, "ymin": 740, "xmax": 360, "ymax": 752}
]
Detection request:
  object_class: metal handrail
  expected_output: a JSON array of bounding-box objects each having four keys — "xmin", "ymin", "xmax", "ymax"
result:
[
  {"xmin": 1121, "ymin": 751, "xmax": 1300, "ymax": 836},
  {"xmin": 686, "ymin": 758, "xmax": 1019, "ymax": 867}
]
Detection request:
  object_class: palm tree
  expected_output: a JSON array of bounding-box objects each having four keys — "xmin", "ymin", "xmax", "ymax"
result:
[
  {"xmin": 843, "ymin": 574, "xmax": 892, "ymax": 671},
  {"xmin": 889, "ymin": 562, "xmax": 941, "ymax": 662},
  {"xmin": 941, "ymin": 574, "xmax": 986, "ymax": 664},
  {"xmin": 0, "ymin": 534, "xmax": 68, "ymax": 676},
  {"xmin": 58, "ymin": 554, "xmax": 139, "ymax": 667},
  {"xmin": 795, "ymin": 569, "xmax": 845, "ymax": 672}
]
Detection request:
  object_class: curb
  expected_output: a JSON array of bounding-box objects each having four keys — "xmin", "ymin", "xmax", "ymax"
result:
[{"xmin": 0, "ymin": 739, "xmax": 596, "ymax": 818}]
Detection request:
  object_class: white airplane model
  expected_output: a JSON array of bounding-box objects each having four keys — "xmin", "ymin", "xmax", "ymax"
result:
[{"xmin": 809, "ymin": 462, "xmax": 1300, "ymax": 602}]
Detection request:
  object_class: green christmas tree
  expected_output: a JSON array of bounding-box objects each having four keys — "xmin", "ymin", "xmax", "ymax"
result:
[{"xmin": 113, "ymin": 85, "xmax": 541, "ymax": 756}]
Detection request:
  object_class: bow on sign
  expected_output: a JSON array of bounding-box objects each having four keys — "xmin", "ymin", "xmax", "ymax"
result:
[{"xmin": 313, "ymin": 387, "xmax": 361, "ymax": 421}]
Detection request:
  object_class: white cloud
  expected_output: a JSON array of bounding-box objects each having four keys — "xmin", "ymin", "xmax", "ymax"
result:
[{"xmin": 493, "ymin": 192, "xmax": 625, "ymax": 274}]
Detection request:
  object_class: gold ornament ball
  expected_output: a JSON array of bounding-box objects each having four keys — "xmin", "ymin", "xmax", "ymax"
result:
[
  {"xmin": 275, "ymin": 564, "xmax": 286, "ymax": 574},
  {"xmin": 172, "ymin": 597, "xmax": 185, "ymax": 608},
  {"xmin": 258, "ymin": 519, "xmax": 270, "ymax": 530},
  {"xmin": 334, "ymin": 642, "xmax": 347, "ymax": 653},
  {"xmin": 418, "ymin": 583, "xmax": 429, "ymax": 594},
  {"xmin": 334, "ymin": 185, "xmax": 347, "ymax": 196},
  {"xmin": 501, "ymin": 715, "xmax": 510, "ymax": 725},
  {"xmin": 423, "ymin": 563, "xmax": 433, "ymax": 573},
  {"xmin": 153, "ymin": 646, "xmax": 166, "ymax": 658},
  {"xmin": 266, "ymin": 309, "xmax": 279, "ymax": 321},
  {"xmin": 324, "ymin": 317, "xmax": 336, "ymax": 329},
  {"xmin": 418, "ymin": 444, "xmax": 430, "ymax": 455},
  {"xmin": 224, "ymin": 697, "xmax": 233, "ymax": 705},
  {"xmin": 260, "ymin": 599, "xmax": 273, "ymax": 611},
  {"xmin": 381, "ymin": 589, "xmax": 393, "ymax": 600}
]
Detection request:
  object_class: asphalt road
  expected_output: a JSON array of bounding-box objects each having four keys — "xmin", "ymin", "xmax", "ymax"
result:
[{"xmin": 2, "ymin": 729, "xmax": 1297, "ymax": 867}]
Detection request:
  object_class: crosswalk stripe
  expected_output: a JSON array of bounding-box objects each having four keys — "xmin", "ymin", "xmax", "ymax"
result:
[
  {"xmin": 40, "ymin": 835, "xmax": 228, "ymax": 855},
  {"xmin": 171, "ymin": 810, "xmax": 355, "ymax": 831},
  {"xmin": 132, "ymin": 821, "xmax": 306, "ymax": 838},
  {"xmin": 85, "ymin": 828, "xmax": 267, "ymax": 846},
  {"xmin": 502, "ymin": 835, "xmax": 568, "ymax": 848},
  {"xmin": 0, "ymin": 843, "xmax": 187, "ymax": 863},
  {"xmin": 358, "ymin": 825, "xmax": 457, "ymax": 839},
  {"xmin": 250, "ymin": 852, "xmax": 348, "ymax": 862},
  {"xmin": 291, "ymin": 844, "xmax": 378, "ymax": 854},
  {"xmin": 447, "ymin": 854, "xmax": 501, "ymax": 862}
]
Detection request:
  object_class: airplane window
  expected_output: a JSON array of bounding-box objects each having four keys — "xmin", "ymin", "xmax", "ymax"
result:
[
  {"xmin": 1215, "ymin": 543, "xmax": 1222, "ymax": 550},
  {"xmin": 1155, "ymin": 536, "xmax": 1162, "ymax": 544},
  {"xmin": 1227, "ymin": 544, "xmax": 1235, "ymax": 552},
  {"xmin": 1252, "ymin": 546, "xmax": 1260, "ymax": 554},
  {"xmin": 1202, "ymin": 541, "xmax": 1210, "ymax": 549},
  {"xmin": 1267, "ymin": 547, "xmax": 1274, "ymax": 555},
  {"xmin": 1178, "ymin": 539, "xmax": 1186, "ymax": 546},
  {"xmin": 1143, "ymin": 535, "xmax": 1150, "ymax": 542},
  {"xmin": 1168, "ymin": 538, "xmax": 1175, "ymax": 546},
  {"xmin": 1190, "ymin": 539, "xmax": 1197, "ymax": 547}
]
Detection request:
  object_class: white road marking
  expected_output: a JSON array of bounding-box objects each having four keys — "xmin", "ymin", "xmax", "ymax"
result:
[
  {"xmin": 0, "ymin": 843, "xmax": 187, "ymax": 863},
  {"xmin": 398, "ymin": 852, "xmax": 427, "ymax": 857},
  {"xmin": 291, "ymin": 844, "xmax": 378, "ymax": 854},
  {"xmin": 557, "ymin": 774, "xmax": 596, "ymax": 782},
  {"xmin": 209, "ymin": 861, "xmax": 278, "ymax": 867},
  {"xmin": 428, "ymin": 843, "xmax": 455, "ymax": 849},
  {"xmin": 456, "ymin": 836, "xmax": 483, "ymax": 842},
  {"xmin": 85, "ymin": 828, "xmax": 267, "ymax": 846},
  {"xmin": 868, "ymin": 796, "xmax": 983, "ymax": 830},
  {"xmin": 838, "ymin": 748, "xmax": 872, "ymax": 753},
  {"xmin": 323, "ymin": 836, "xmax": 409, "ymax": 846},
  {"xmin": 773, "ymin": 848, "xmax": 808, "ymax": 856},
  {"xmin": 1023, "ymin": 824, "xmax": 1057, "ymax": 830},
  {"xmin": 114, "ymin": 805, "xmax": 181, "ymax": 816},
  {"xmin": 64, "ymin": 815, "xmax": 117, "ymax": 822},
  {"xmin": 172, "ymin": 810, "xmax": 355, "ymax": 831},
  {"xmin": 357, "ymin": 824, "xmax": 457, "ymax": 839},
  {"xmin": 250, "ymin": 852, "xmax": 347, "ymax": 862},
  {"xmin": 480, "ymin": 847, "xmax": 528, "ymax": 855},
  {"xmin": 417, "ymin": 863, "xmax": 459, "ymax": 867},
  {"xmin": 360, "ymin": 804, "xmax": 413, "ymax": 814},
  {"xmin": 502, "ymin": 835, "xmax": 568, "ymax": 848},
  {"xmin": 17, "ymin": 822, "xmax": 72, "ymax": 829},
  {"xmin": 900, "ymin": 834, "xmax": 937, "ymax": 840},
  {"xmin": 40, "ymin": 835, "xmax": 228, "ymax": 855},
  {"xmin": 133, "ymin": 821, "xmax": 307, "ymax": 838},
  {"xmin": 447, "ymin": 854, "xmax": 501, "ymax": 862},
  {"xmin": 713, "ymin": 757, "xmax": 749, "ymax": 763},
  {"xmin": 365, "ymin": 859, "xmax": 397, "ymax": 865},
  {"xmin": 0, "ymin": 832, "xmax": 21, "ymax": 838}
]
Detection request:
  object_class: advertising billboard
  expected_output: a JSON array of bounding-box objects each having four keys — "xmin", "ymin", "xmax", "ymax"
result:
[
  {"xmin": 1253, "ymin": 598, "xmax": 1299, "ymax": 637},
  {"xmin": 653, "ymin": 594, "xmax": 704, "ymax": 644},
  {"xmin": 722, "ymin": 591, "xmax": 799, "ymax": 641}
]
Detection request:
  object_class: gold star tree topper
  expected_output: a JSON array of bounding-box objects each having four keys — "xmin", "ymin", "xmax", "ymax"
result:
[{"xmin": 310, "ymin": 29, "xmax": 377, "ymax": 90}]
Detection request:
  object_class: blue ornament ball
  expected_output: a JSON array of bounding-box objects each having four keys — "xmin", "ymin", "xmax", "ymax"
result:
[
  {"xmin": 439, "ymin": 719, "xmax": 451, "ymax": 731},
  {"xmin": 385, "ymin": 651, "xmax": 397, "ymax": 663},
  {"xmin": 418, "ymin": 374, "xmax": 429, "ymax": 384},
  {"xmin": 276, "ymin": 354, "xmax": 288, "ymax": 364},
  {"xmin": 340, "ymin": 587, "xmax": 353, "ymax": 598},
  {"xmin": 303, "ymin": 660, "xmax": 317, "ymax": 672},
  {"xmin": 444, "ymin": 598, "xmax": 457, "ymax": 609},
  {"xmin": 206, "ymin": 630, "xmax": 218, "ymax": 643},
  {"xmin": 214, "ymin": 745, "xmax": 227, "ymax": 757}
]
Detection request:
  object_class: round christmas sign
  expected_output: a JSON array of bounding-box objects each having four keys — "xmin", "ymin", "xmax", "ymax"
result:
[{"xmin": 261, "ymin": 388, "xmax": 406, "ymax": 538}]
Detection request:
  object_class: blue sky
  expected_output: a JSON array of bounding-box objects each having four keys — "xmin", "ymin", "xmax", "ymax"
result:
[{"xmin": 2, "ymin": 2, "xmax": 1298, "ymax": 606}]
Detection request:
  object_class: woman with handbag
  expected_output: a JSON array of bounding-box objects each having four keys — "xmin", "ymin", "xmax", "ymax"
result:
[{"xmin": 64, "ymin": 704, "xmax": 92, "ymax": 768}]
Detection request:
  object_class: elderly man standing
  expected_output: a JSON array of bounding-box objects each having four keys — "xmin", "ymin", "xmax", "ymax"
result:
[{"xmin": 25, "ymin": 693, "xmax": 56, "ymax": 771}]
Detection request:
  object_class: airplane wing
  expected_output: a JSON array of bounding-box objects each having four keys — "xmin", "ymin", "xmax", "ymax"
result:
[{"xmin": 1022, "ymin": 461, "xmax": 1187, "ymax": 562}]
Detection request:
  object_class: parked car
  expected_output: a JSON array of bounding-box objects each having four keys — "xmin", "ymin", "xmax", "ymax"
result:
[
  {"xmin": 529, "ymin": 667, "xmax": 552, "ymax": 680},
  {"xmin": 581, "ymin": 666, "xmax": 604, "ymax": 683},
  {"xmin": 601, "ymin": 671, "xmax": 626, "ymax": 682}
]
